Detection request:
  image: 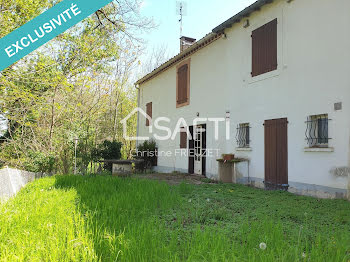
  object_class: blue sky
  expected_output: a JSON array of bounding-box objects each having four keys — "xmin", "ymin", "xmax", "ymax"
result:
[{"xmin": 139, "ymin": 0, "xmax": 256, "ymax": 57}]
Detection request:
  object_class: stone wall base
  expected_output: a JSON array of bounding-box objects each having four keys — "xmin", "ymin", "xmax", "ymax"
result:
[{"xmin": 237, "ymin": 177, "xmax": 348, "ymax": 200}]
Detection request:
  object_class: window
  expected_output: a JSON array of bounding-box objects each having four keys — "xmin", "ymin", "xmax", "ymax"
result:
[
  {"xmin": 180, "ymin": 127, "xmax": 187, "ymax": 149},
  {"xmin": 251, "ymin": 19, "xmax": 277, "ymax": 77},
  {"xmin": 236, "ymin": 123, "xmax": 250, "ymax": 148},
  {"xmin": 176, "ymin": 59, "xmax": 190, "ymax": 107},
  {"xmin": 146, "ymin": 102, "xmax": 152, "ymax": 126},
  {"xmin": 305, "ymin": 114, "xmax": 330, "ymax": 147}
]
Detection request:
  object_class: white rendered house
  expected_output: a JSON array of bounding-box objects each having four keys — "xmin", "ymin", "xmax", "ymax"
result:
[{"xmin": 135, "ymin": 0, "xmax": 350, "ymax": 199}]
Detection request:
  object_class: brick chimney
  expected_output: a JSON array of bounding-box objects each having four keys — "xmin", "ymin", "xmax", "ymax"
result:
[{"xmin": 180, "ymin": 36, "xmax": 196, "ymax": 52}]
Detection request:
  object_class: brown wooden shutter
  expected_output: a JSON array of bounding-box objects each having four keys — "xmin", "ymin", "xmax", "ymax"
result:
[
  {"xmin": 264, "ymin": 119, "xmax": 277, "ymax": 185},
  {"xmin": 146, "ymin": 102, "xmax": 152, "ymax": 126},
  {"xmin": 177, "ymin": 64, "xmax": 188, "ymax": 104},
  {"xmin": 252, "ymin": 18, "xmax": 277, "ymax": 77},
  {"xmin": 264, "ymin": 118, "xmax": 288, "ymax": 189},
  {"xmin": 180, "ymin": 128, "xmax": 187, "ymax": 148}
]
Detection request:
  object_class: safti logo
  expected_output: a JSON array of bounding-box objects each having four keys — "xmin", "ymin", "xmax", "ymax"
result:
[
  {"xmin": 121, "ymin": 107, "xmax": 231, "ymax": 141},
  {"xmin": 121, "ymin": 107, "xmax": 153, "ymax": 140}
]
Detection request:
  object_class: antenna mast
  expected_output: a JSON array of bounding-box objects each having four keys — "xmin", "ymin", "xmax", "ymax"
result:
[
  {"xmin": 179, "ymin": 2, "xmax": 183, "ymax": 37},
  {"xmin": 176, "ymin": 1, "xmax": 187, "ymax": 37}
]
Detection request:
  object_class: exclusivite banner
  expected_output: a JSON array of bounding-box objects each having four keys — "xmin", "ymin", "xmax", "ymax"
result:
[{"xmin": 0, "ymin": 0, "xmax": 113, "ymax": 72}]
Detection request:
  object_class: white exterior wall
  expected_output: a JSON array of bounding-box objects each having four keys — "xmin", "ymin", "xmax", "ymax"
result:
[{"xmin": 138, "ymin": 0, "xmax": 350, "ymax": 197}]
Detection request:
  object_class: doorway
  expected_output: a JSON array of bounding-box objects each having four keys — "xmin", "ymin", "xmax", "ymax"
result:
[
  {"xmin": 264, "ymin": 118, "xmax": 288, "ymax": 190},
  {"xmin": 194, "ymin": 126, "xmax": 202, "ymax": 175},
  {"xmin": 189, "ymin": 124, "xmax": 206, "ymax": 175}
]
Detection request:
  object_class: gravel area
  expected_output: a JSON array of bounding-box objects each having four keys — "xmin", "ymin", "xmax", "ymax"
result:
[{"xmin": 133, "ymin": 172, "xmax": 216, "ymax": 185}]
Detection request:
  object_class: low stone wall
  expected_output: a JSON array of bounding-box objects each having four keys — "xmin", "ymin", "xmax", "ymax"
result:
[
  {"xmin": 112, "ymin": 163, "xmax": 133, "ymax": 175},
  {"xmin": 0, "ymin": 167, "xmax": 43, "ymax": 199}
]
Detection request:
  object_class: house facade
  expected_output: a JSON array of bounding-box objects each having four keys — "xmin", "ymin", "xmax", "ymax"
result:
[{"xmin": 135, "ymin": 0, "xmax": 350, "ymax": 199}]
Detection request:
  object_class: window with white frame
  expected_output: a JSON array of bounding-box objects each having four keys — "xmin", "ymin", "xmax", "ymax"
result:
[
  {"xmin": 236, "ymin": 123, "xmax": 250, "ymax": 148},
  {"xmin": 305, "ymin": 114, "xmax": 330, "ymax": 148}
]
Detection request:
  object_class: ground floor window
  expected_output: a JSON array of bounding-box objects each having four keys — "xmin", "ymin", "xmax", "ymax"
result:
[
  {"xmin": 236, "ymin": 123, "xmax": 250, "ymax": 148},
  {"xmin": 305, "ymin": 114, "xmax": 330, "ymax": 147}
]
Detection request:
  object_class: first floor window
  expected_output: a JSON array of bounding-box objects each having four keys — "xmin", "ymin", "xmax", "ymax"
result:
[
  {"xmin": 251, "ymin": 18, "xmax": 278, "ymax": 77},
  {"xmin": 176, "ymin": 59, "xmax": 190, "ymax": 107},
  {"xmin": 305, "ymin": 114, "xmax": 330, "ymax": 147},
  {"xmin": 236, "ymin": 123, "xmax": 250, "ymax": 148}
]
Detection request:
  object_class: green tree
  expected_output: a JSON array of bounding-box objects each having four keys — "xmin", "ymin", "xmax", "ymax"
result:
[{"xmin": 0, "ymin": 0, "xmax": 153, "ymax": 173}]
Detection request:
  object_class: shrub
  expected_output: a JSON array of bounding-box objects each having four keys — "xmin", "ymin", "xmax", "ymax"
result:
[
  {"xmin": 23, "ymin": 151, "xmax": 56, "ymax": 174},
  {"xmin": 92, "ymin": 140, "xmax": 122, "ymax": 171},
  {"xmin": 134, "ymin": 140, "xmax": 157, "ymax": 172}
]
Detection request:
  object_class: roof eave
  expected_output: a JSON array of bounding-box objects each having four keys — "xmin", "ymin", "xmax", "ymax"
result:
[
  {"xmin": 212, "ymin": 0, "xmax": 273, "ymax": 33},
  {"xmin": 135, "ymin": 32, "xmax": 219, "ymax": 86}
]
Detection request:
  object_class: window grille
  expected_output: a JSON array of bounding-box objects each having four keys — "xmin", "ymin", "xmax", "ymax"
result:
[
  {"xmin": 236, "ymin": 123, "xmax": 250, "ymax": 148},
  {"xmin": 305, "ymin": 114, "xmax": 331, "ymax": 147}
]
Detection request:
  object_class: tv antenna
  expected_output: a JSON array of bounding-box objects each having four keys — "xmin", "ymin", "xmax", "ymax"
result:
[{"xmin": 176, "ymin": 1, "xmax": 187, "ymax": 37}]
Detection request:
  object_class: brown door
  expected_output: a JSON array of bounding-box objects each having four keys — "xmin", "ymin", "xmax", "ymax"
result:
[{"xmin": 264, "ymin": 118, "xmax": 288, "ymax": 190}]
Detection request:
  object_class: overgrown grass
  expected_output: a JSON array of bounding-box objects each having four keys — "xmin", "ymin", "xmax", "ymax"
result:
[{"xmin": 0, "ymin": 175, "xmax": 349, "ymax": 261}]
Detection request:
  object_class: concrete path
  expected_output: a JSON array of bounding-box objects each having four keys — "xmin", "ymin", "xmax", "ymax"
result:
[{"xmin": 0, "ymin": 167, "xmax": 37, "ymax": 200}]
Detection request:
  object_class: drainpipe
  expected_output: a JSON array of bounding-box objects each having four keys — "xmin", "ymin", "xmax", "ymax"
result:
[
  {"xmin": 348, "ymin": 128, "xmax": 350, "ymax": 200},
  {"xmin": 135, "ymin": 83, "xmax": 140, "ymax": 148}
]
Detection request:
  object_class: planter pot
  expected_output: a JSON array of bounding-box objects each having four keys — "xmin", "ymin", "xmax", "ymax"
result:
[{"xmin": 223, "ymin": 154, "xmax": 235, "ymax": 161}]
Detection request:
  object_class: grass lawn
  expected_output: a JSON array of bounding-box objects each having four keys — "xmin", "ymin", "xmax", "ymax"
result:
[{"xmin": 0, "ymin": 175, "xmax": 349, "ymax": 261}]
